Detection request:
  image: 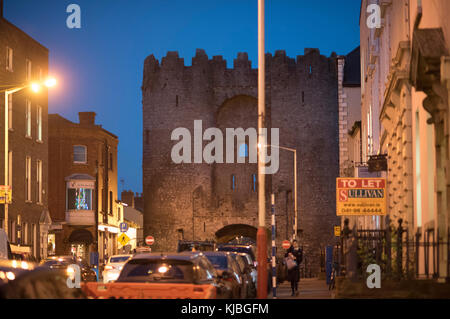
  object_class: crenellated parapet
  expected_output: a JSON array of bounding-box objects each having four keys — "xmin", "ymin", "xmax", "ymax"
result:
[{"xmin": 142, "ymin": 48, "xmax": 338, "ymax": 92}]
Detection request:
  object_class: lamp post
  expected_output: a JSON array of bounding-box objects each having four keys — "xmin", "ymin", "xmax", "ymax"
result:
[
  {"xmin": 1, "ymin": 78, "xmax": 56, "ymax": 237},
  {"xmin": 259, "ymin": 144, "xmax": 298, "ymax": 241},
  {"xmin": 257, "ymin": 0, "xmax": 268, "ymax": 300}
]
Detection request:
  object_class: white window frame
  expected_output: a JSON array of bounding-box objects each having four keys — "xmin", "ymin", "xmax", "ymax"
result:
[
  {"xmin": 37, "ymin": 160, "xmax": 42, "ymax": 204},
  {"xmin": 26, "ymin": 59, "xmax": 32, "ymax": 81},
  {"xmin": 6, "ymin": 47, "xmax": 13, "ymax": 72},
  {"xmin": 73, "ymin": 145, "xmax": 87, "ymax": 164},
  {"xmin": 36, "ymin": 105, "xmax": 42, "ymax": 142},
  {"xmin": 26, "ymin": 156, "xmax": 31, "ymax": 202},
  {"xmin": 26, "ymin": 100, "xmax": 31, "ymax": 138}
]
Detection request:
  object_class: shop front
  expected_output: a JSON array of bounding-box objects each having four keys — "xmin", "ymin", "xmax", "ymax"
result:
[{"xmin": 68, "ymin": 228, "xmax": 94, "ymax": 261}]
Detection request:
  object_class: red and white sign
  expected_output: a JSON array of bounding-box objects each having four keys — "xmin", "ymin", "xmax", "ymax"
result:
[
  {"xmin": 145, "ymin": 236, "xmax": 155, "ymax": 246},
  {"xmin": 282, "ymin": 240, "xmax": 291, "ymax": 250}
]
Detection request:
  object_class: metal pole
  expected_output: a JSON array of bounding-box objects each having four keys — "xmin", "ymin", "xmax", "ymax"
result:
[
  {"xmin": 257, "ymin": 0, "xmax": 268, "ymax": 300},
  {"xmin": 294, "ymin": 150, "xmax": 297, "ymax": 241},
  {"xmin": 271, "ymin": 194, "xmax": 276, "ymax": 299},
  {"xmin": 4, "ymin": 91, "xmax": 8, "ymax": 236}
]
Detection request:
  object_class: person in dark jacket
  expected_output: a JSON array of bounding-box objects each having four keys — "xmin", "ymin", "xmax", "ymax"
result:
[{"xmin": 285, "ymin": 240, "xmax": 302, "ymax": 296}]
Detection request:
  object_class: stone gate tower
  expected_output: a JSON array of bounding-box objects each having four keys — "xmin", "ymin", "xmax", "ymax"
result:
[{"xmin": 142, "ymin": 48, "xmax": 340, "ymax": 275}]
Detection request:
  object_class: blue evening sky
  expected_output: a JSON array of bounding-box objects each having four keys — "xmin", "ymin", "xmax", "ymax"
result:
[{"xmin": 4, "ymin": 0, "xmax": 360, "ymax": 194}]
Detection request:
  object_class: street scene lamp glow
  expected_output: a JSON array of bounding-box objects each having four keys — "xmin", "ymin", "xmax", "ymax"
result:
[
  {"xmin": 44, "ymin": 77, "xmax": 57, "ymax": 88},
  {"xmin": 30, "ymin": 82, "xmax": 41, "ymax": 93}
]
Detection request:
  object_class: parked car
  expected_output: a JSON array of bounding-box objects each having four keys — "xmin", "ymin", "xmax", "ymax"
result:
[
  {"xmin": 40, "ymin": 256, "xmax": 97, "ymax": 282},
  {"xmin": 217, "ymin": 244, "xmax": 256, "ymax": 266},
  {"xmin": 177, "ymin": 240, "xmax": 216, "ymax": 253},
  {"xmin": 102, "ymin": 254, "xmax": 132, "ymax": 283},
  {"xmin": 239, "ymin": 252, "xmax": 257, "ymax": 285},
  {"xmin": 229, "ymin": 252, "xmax": 256, "ymax": 298},
  {"xmin": 233, "ymin": 252, "xmax": 257, "ymax": 298},
  {"xmin": 114, "ymin": 252, "xmax": 229, "ymax": 299},
  {"xmin": 0, "ymin": 230, "xmax": 12, "ymax": 260},
  {"xmin": 11, "ymin": 252, "xmax": 36, "ymax": 262},
  {"xmin": 202, "ymin": 251, "xmax": 243, "ymax": 299},
  {"xmin": 0, "ymin": 259, "xmax": 85, "ymax": 299}
]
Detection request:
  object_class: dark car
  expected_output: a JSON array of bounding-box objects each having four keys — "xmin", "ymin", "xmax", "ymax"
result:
[
  {"xmin": 177, "ymin": 240, "xmax": 216, "ymax": 253},
  {"xmin": 202, "ymin": 251, "xmax": 243, "ymax": 299},
  {"xmin": 0, "ymin": 260, "xmax": 85, "ymax": 299},
  {"xmin": 232, "ymin": 252, "xmax": 256, "ymax": 298},
  {"xmin": 40, "ymin": 256, "xmax": 97, "ymax": 282},
  {"xmin": 217, "ymin": 244, "xmax": 256, "ymax": 266},
  {"xmin": 116, "ymin": 252, "xmax": 230, "ymax": 299},
  {"xmin": 239, "ymin": 253, "xmax": 257, "ymax": 285}
]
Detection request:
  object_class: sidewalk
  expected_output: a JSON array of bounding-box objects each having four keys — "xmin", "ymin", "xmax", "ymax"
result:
[{"xmin": 268, "ymin": 278, "xmax": 333, "ymax": 299}]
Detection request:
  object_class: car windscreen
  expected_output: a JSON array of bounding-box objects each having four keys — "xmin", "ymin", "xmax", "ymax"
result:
[
  {"xmin": 178, "ymin": 243, "xmax": 215, "ymax": 252},
  {"xmin": 218, "ymin": 247, "xmax": 255, "ymax": 260},
  {"xmin": 109, "ymin": 256, "xmax": 130, "ymax": 263},
  {"xmin": 41, "ymin": 260, "xmax": 70, "ymax": 268},
  {"xmin": 204, "ymin": 255, "xmax": 228, "ymax": 270},
  {"xmin": 117, "ymin": 259, "xmax": 195, "ymax": 283}
]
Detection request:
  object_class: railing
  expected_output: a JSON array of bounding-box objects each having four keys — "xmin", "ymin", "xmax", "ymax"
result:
[{"xmin": 337, "ymin": 219, "xmax": 450, "ymax": 281}]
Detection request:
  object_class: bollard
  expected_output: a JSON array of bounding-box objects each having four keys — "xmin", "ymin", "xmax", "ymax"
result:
[{"xmin": 271, "ymin": 194, "xmax": 276, "ymax": 298}]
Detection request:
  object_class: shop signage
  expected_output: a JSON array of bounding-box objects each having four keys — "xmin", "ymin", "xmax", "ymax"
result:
[
  {"xmin": 336, "ymin": 178, "xmax": 387, "ymax": 216},
  {"xmin": 67, "ymin": 180, "xmax": 95, "ymax": 189}
]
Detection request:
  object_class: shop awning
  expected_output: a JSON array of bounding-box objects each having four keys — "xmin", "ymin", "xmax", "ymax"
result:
[{"xmin": 68, "ymin": 229, "xmax": 94, "ymax": 244}]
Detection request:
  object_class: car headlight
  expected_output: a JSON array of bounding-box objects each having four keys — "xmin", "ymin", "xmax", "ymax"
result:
[{"xmin": 67, "ymin": 266, "xmax": 76, "ymax": 278}]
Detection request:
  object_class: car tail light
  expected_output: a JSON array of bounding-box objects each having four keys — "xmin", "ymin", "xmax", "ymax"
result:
[{"xmin": 104, "ymin": 265, "xmax": 114, "ymax": 270}]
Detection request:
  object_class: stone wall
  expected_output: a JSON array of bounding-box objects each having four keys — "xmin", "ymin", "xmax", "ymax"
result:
[{"xmin": 142, "ymin": 48, "xmax": 340, "ymax": 275}]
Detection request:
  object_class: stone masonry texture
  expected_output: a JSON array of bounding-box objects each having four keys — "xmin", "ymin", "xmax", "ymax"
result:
[{"xmin": 142, "ymin": 48, "xmax": 340, "ymax": 276}]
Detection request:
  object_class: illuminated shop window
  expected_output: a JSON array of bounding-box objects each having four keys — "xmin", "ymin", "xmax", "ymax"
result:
[{"xmin": 67, "ymin": 188, "xmax": 92, "ymax": 210}]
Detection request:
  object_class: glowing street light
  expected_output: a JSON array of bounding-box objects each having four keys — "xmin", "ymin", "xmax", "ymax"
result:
[
  {"xmin": 1, "ymin": 76, "xmax": 58, "ymax": 237},
  {"xmin": 30, "ymin": 82, "xmax": 41, "ymax": 93}
]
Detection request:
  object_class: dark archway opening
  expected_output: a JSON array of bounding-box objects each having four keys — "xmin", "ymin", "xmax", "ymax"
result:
[{"xmin": 215, "ymin": 224, "xmax": 270, "ymax": 245}]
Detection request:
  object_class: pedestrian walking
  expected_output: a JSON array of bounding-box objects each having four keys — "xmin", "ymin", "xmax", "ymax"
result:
[{"xmin": 285, "ymin": 240, "xmax": 302, "ymax": 296}]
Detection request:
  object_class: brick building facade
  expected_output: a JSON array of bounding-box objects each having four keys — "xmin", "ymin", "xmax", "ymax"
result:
[
  {"xmin": 48, "ymin": 112, "xmax": 122, "ymax": 263},
  {"xmin": 0, "ymin": 9, "xmax": 50, "ymax": 260},
  {"xmin": 142, "ymin": 48, "xmax": 340, "ymax": 275}
]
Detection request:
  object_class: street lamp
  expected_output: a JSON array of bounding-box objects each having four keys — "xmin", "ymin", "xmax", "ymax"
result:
[
  {"xmin": 1, "ymin": 77, "xmax": 57, "ymax": 237},
  {"xmin": 259, "ymin": 143, "xmax": 298, "ymax": 241},
  {"xmin": 257, "ymin": 0, "xmax": 267, "ymax": 300}
]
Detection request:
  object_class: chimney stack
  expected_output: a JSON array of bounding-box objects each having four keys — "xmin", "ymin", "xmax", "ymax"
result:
[
  {"xmin": 121, "ymin": 190, "xmax": 135, "ymax": 208},
  {"xmin": 78, "ymin": 112, "xmax": 96, "ymax": 126}
]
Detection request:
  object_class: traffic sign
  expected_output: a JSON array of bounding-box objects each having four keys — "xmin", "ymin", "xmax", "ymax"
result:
[
  {"xmin": 119, "ymin": 222, "xmax": 128, "ymax": 233},
  {"xmin": 334, "ymin": 226, "xmax": 341, "ymax": 237},
  {"xmin": 0, "ymin": 185, "xmax": 12, "ymax": 204},
  {"xmin": 118, "ymin": 233, "xmax": 130, "ymax": 246},
  {"xmin": 282, "ymin": 240, "xmax": 291, "ymax": 250},
  {"xmin": 145, "ymin": 236, "xmax": 155, "ymax": 246}
]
